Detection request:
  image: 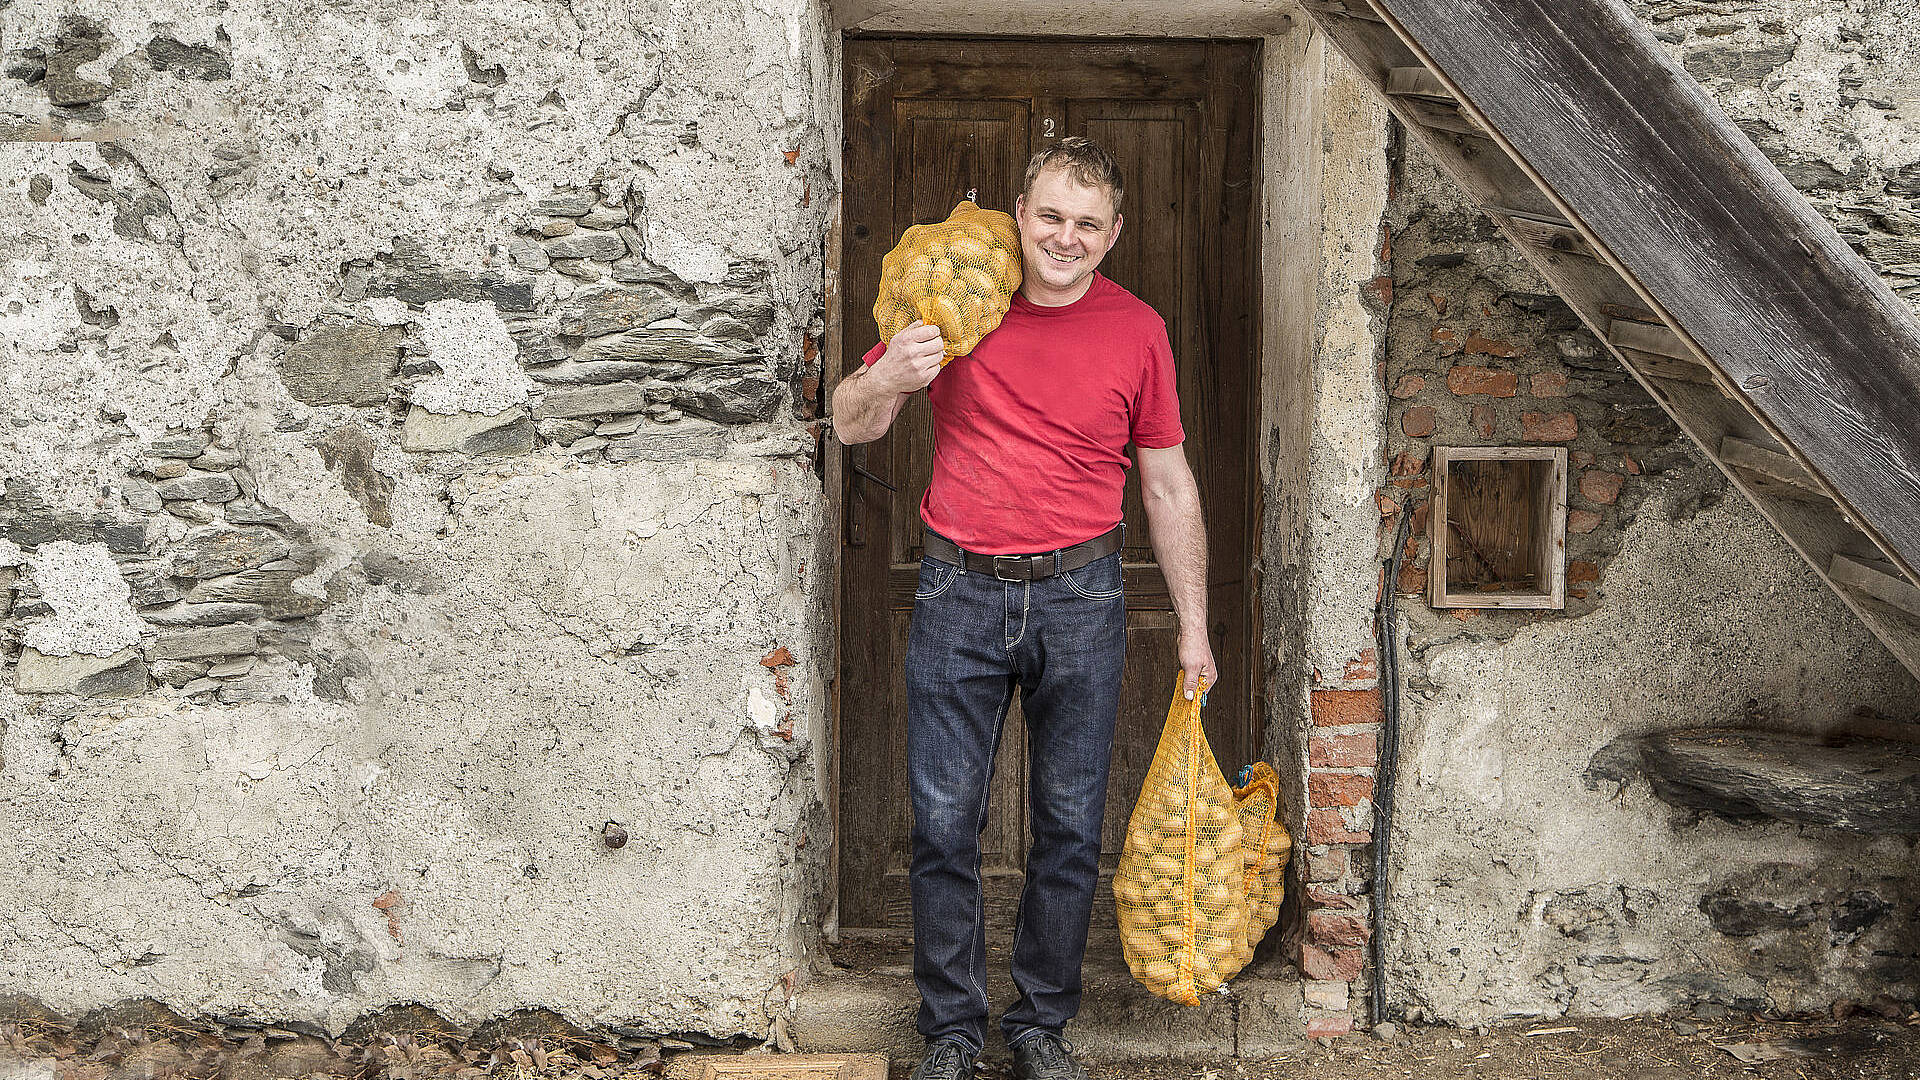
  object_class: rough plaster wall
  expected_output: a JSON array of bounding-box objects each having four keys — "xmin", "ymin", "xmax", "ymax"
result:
[
  {"xmin": 0, "ymin": 0, "xmax": 840, "ymax": 1038},
  {"xmin": 1374, "ymin": 0, "xmax": 1920, "ymax": 1025}
]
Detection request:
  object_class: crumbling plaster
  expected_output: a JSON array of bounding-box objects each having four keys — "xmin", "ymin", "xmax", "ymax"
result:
[{"xmin": 2, "ymin": 0, "xmax": 840, "ymax": 1040}]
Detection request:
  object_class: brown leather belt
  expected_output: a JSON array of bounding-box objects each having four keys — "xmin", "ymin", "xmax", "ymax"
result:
[{"xmin": 922, "ymin": 526, "xmax": 1123, "ymax": 582}]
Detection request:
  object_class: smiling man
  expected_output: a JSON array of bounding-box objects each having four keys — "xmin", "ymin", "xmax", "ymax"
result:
[{"xmin": 832, "ymin": 137, "xmax": 1214, "ymax": 1080}]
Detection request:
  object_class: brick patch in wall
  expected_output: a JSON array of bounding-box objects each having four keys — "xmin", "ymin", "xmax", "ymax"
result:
[
  {"xmin": 1305, "ymin": 845, "xmax": 1349, "ymax": 881},
  {"xmin": 1310, "ymin": 688, "xmax": 1382, "ymax": 726},
  {"xmin": 1568, "ymin": 560, "xmax": 1600, "ymax": 584},
  {"xmin": 1305, "ymin": 808, "xmax": 1371, "ymax": 845},
  {"xmin": 1396, "ymin": 564, "xmax": 1428, "ymax": 594},
  {"xmin": 1309, "ymin": 732, "xmax": 1379, "ymax": 768},
  {"xmin": 1308, "ymin": 909, "xmax": 1373, "ymax": 947},
  {"xmin": 1306, "ymin": 883, "xmax": 1359, "ymax": 908},
  {"xmin": 1342, "ymin": 648, "xmax": 1378, "ymax": 683},
  {"xmin": 1306, "ymin": 1016, "xmax": 1355, "ymax": 1040},
  {"xmin": 1390, "ymin": 373, "xmax": 1426, "ymax": 399},
  {"xmin": 1470, "ymin": 403, "xmax": 1495, "ymax": 438},
  {"xmin": 1300, "ymin": 944, "xmax": 1365, "ymax": 982},
  {"xmin": 1309, "ymin": 772, "xmax": 1374, "ymax": 807},
  {"xmin": 1445, "ymin": 364, "xmax": 1518, "ymax": 396},
  {"xmin": 1463, "ymin": 332, "xmax": 1521, "ymax": 357},
  {"xmin": 1579, "ymin": 469, "xmax": 1625, "ymax": 505},
  {"xmin": 1568, "ymin": 509, "xmax": 1602, "ymax": 534},
  {"xmin": 1521, "ymin": 410, "xmax": 1578, "ymax": 442},
  {"xmin": 1530, "ymin": 370, "xmax": 1569, "ymax": 397},
  {"xmin": 1304, "ymin": 981, "xmax": 1350, "ymax": 1011},
  {"xmin": 1401, "ymin": 406, "xmax": 1437, "ymax": 438}
]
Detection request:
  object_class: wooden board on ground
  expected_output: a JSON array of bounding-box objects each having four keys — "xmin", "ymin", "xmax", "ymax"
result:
[{"xmin": 691, "ymin": 1052, "xmax": 888, "ymax": 1080}]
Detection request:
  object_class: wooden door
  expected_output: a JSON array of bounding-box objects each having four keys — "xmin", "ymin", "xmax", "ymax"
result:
[{"xmin": 837, "ymin": 38, "xmax": 1260, "ymax": 933}]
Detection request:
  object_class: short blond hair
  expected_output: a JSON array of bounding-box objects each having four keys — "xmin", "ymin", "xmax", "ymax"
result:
[{"xmin": 1022, "ymin": 136, "xmax": 1124, "ymax": 213}]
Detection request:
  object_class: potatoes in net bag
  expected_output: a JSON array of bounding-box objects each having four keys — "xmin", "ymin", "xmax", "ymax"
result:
[
  {"xmin": 1114, "ymin": 675, "xmax": 1248, "ymax": 1005},
  {"xmin": 872, "ymin": 200, "xmax": 1022, "ymax": 363},
  {"xmin": 1230, "ymin": 762, "xmax": 1290, "ymax": 970}
]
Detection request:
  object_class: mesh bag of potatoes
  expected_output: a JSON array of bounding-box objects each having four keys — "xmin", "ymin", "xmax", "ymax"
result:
[
  {"xmin": 1114, "ymin": 676, "xmax": 1290, "ymax": 1004},
  {"xmin": 872, "ymin": 200, "xmax": 1022, "ymax": 363},
  {"xmin": 1230, "ymin": 762, "xmax": 1291, "ymax": 970}
]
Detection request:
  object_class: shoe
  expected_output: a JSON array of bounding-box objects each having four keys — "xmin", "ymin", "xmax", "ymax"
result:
[
  {"xmin": 1010, "ymin": 1031, "xmax": 1087, "ymax": 1080},
  {"xmin": 909, "ymin": 1038, "xmax": 977, "ymax": 1080}
]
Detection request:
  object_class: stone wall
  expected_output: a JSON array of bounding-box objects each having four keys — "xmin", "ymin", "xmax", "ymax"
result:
[
  {"xmin": 1, "ymin": 0, "xmax": 838, "ymax": 1039},
  {"xmin": 1354, "ymin": 0, "xmax": 1920, "ymax": 1026}
]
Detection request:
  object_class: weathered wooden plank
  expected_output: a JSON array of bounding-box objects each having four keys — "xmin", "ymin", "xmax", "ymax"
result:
[
  {"xmin": 1636, "ymin": 729, "xmax": 1920, "ymax": 835},
  {"xmin": 1720, "ymin": 435, "xmax": 1822, "ymax": 495},
  {"xmin": 1386, "ymin": 66, "xmax": 1453, "ymax": 100},
  {"xmin": 1365, "ymin": 0, "xmax": 1920, "ymax": 582},
  {"xmin": 1832, "ymin": 553, "xmax": 1920, "ymax": 620},
  {"xmin": 1606, "ymin": 318, "xmax": 1692, "ymax": 362}
]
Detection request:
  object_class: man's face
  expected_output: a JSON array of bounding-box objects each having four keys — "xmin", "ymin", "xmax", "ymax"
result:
[{"xmin": 1013, "ymin": 166, "xmax": 1123, "ymax": 304}]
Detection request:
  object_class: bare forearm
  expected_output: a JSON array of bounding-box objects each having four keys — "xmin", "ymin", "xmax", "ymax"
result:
[
  {"xmin": 1144, "ymin": 483, "xmax": 1208, "ymax": 642},
  {"xmin": 831, "ymin": 370, "xmax": 904, "ymax": 445}
]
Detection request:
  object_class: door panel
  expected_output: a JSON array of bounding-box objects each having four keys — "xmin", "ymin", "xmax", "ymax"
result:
[{"xmin": 839, "ymin": 38, "xmax": 1260, "ymax": 931}]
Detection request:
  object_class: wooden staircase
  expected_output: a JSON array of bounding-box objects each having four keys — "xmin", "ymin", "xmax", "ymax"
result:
[{"xmin": 1298, "ymin": 0, "xmax": 1920, "ymax": 679}]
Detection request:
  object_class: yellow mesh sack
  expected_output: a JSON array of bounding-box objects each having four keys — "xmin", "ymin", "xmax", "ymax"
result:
[
  {"xmin": 1114, "ymin": 675, "xmax": 1248, "ymax": 1004},
  {"xmin": 872, "ymin": 200, "xmax": 1022, "ymax": 363},
  {"xmin": 1230, "ymin": 762, "xmax": 1291, "ymax": 970}
]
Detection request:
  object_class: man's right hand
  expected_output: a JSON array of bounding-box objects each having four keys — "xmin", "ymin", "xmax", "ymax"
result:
[{"xmin": 866, "ymin": 320, "xmax": 946, "ymax": 395}]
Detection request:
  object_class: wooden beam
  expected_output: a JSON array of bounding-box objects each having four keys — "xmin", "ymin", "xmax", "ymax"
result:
[
  {"xmin": 1386, "ymin": 66, "xmax": 1454, "ymax": 100},
  {"xmin": 1719, "ymin": 435, "xmax": 1822, "ymax": 494},
  {"xmin": 1606, "ymin": 318, "xmax": 1692, "ymax": 362},
  {"xmin": 1367, "ymin": 0, "xmax": 1920, "ymax": 583},
  {"xmin": 1831, "ymin": 553, "xmax": 1920, "ymax": 620}
]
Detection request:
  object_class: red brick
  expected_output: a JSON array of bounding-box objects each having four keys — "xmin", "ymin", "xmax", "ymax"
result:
[
  {"xmin": 1390, "ymin": 373, "xmax": 1426, "ymax": 399},
  {"xmin": 1299, "ymin": 944, "xmax": 1365, "ymax": 982},
  {"xmin": 1400, "ymin": 406, "xmax": 1437, "ymax": 438},
  {"xmin": 1310, "ymin": 688, "xmax": 1382, "ymax": 727},
  {"xmin": 1390, "ymin": 451, "xmax": 1426, "ymax": 476},
  {"xmin": 1470, "ymin": 404, "xmax": 1495, "ymax": 438},
  {"xmin": 1521, "ymin": 410, "xmax": 1578, "ymax": 442},
  {"xmin": 1623, "ymin": 452, "xmax": 1642, "ymax": 476},
  {"xmin": 1305, "ymin": 883, "xmax": 1357, "ymax": 908},
  {"xmin": 1567, "ymin": 560, "xmax": 1600, "ymax": 584},
  {"xmin": 1304, "ymin": 809, "xmax": 1371, "ymax": 845},
  {"xmin": 1310, "ymin": 732, "xmax": 1379, "ymax": 769},
  {"xmin": 1308, "ymin": 910, "xmax": 1373, "ymax": 947},
  {"xmin": 1306, "ymin": 1016, "xmax": 1355, "ymax": 1039},
  {"xmin": 1464, "ymin": 333, "xmax": 1522, "ymax": 358},
  {"xmin": 1570, "ymin": 449, "xmax": 1596, "ymax": 468},
  {"xmin": 1343, "ymin": 648, "xmax": 1377, "ymax": 682},
  {"xmin": 1396, "ymin": 564, "xmax": 1428, "ymax": 595},
  {"xmin": 1375, "ymin": 493, "xmax": 1399, "ymax": 517},
  {"xmin": 1368, "ymin": 275, "xmax": 1393, "ymax": 305},
  {"xmin": 1567, "ymin": 508, "xmax": 1602, "ymax": 534},
  {"xmin": 1310, "ymin": 771, "xmax": 1374, "ymax": 807},
  {"xmin": 1428, "ymin": 291, "xmax": 1448, "ymax": 314},
  {"xmin": 1431, "ymin": 327, "xmax": 1456, "ymax": 344},
  {"xmin": 1446, "ymin": 365, "xmax": 1518, "ymax": 397},
  {"xmin": 1580, "ymin": 470, "xmax": 1625, "ymax": 505},
  {"xmin": 1410, "ymin": 500, "xmax": 1431, "ymax": 535},
  {"xmin": 1305, "ymin": 844, "xmax": 1349, "ymax": 881},
  {"xmin": 1530, "ymin": 371, "xmax": 1569, "ymax": 397}
]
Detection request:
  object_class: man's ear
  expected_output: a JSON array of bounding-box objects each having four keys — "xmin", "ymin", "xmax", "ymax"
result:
[
  {"xmin": 1014, "ymin": 194, "xmax": 1026, "ymax": 218},
  {"xmin": 1107, "ymin": 212, "xmax": 1124, "ymax": 251}
]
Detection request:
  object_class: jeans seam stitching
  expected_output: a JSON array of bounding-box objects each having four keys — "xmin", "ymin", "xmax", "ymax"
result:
[{"xmin": 915, "ymin": 564, "xmax": 958, "ymax": 600}]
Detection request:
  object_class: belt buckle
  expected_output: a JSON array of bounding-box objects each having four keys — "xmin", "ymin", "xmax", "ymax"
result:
[{"xmin": 992, "ymin": 554, "xmax": 1031, "ymax": 582}]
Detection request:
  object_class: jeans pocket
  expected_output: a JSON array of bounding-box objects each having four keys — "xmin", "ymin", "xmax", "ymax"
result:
[
  {"xmin": 1060, "ymin": 553, "xmax": 1124, "ymax": 601},
  {"xmin": 915, "ymin": 559, "xmax": 960, "ymax": 600}
]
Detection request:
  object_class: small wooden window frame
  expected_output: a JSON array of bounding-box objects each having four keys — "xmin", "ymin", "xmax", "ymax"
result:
[{"xmin": 1428, "ymin": 445, "xmax": 1568, "ymax": 609}]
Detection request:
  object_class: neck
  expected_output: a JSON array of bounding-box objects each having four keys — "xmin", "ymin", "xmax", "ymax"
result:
[{"xmin": 1021, "ymin": 272, "xmax": 1096, "ymax": 307}]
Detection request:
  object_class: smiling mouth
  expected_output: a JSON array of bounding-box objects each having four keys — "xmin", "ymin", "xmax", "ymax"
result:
[{"xmin": 1043, "ymin": 248, "xmax": 1082, "ymax": 264}]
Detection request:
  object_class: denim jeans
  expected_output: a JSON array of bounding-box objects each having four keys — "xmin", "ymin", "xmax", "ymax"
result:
[{"xmin": 905, "ymin": 547, "xmax": 1127, "ymax": 1053}]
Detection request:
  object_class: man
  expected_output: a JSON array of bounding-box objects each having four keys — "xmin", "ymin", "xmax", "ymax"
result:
[{"xmin": 832, "ymin": 137, "xmax": 1214, "ymax": 1080}]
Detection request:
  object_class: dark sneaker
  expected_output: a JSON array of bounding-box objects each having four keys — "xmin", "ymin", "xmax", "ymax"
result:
[
  {"xmin": 1010, "ymin": 1031, "xmax": 1087, "ymax": 1080},
  {"xmin": 909, "ymin": 1038, "xmax": 977, "ymax": 1080}
]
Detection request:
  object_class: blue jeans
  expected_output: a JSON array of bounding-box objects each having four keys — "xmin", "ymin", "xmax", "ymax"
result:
[{"xmin": 905, "ymin": 547, "xmax": 1127, "ymax": 1053}]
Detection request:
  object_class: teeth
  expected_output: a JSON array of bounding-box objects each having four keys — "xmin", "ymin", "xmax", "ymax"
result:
[{"xmin": 1044, "ymin": 249, "xmax": 1080, "ymax": 263}]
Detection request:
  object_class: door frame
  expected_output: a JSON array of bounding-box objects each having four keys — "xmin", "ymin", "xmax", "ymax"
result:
[{"xmin": 822, "ymin": 21, "xmax": 1351, "ymax": 941}]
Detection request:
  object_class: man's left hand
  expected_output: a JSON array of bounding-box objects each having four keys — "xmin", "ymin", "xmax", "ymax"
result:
[{"xmin": 1178, "ymin": 632, "xmax": 1215, "ymax": 702}]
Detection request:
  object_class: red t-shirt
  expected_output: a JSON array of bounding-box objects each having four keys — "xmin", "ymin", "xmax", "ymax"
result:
[{"xmin": 862, "ymin": 273, "xmax": 1185, "ymax": 555}]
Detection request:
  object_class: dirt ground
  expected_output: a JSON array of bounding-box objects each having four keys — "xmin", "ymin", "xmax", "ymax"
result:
[{"xmin": 4, "ymin": 1007, "xmax": 1918, "ymax": 1080}]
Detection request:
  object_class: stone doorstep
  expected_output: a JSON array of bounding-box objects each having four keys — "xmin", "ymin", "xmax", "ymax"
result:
[{"xmin": 790, "ymin": 938, "xmax": 1305, "ymax": 1065}]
